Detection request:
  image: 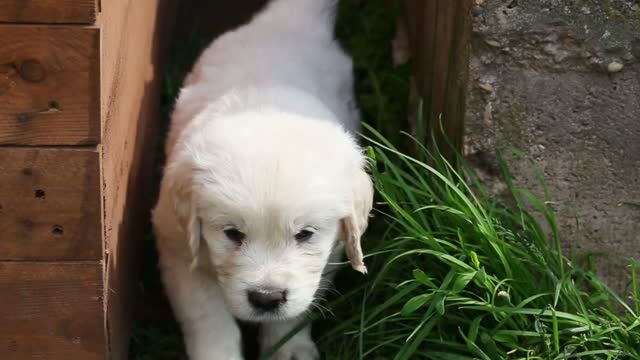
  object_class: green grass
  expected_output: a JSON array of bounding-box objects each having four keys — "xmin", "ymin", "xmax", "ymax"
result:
[{"xmin": 282, "ymin": 126, "xmax": 640, "ymax": 359}]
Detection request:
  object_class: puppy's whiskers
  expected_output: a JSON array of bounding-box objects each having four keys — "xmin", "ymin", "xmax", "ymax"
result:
[
  {"xmin": 309, "ymin": 297, "xmax": 334, "ymax": 318},
  {"xmin": 308, "ymin": 301, "xmax": 328, "ymax": 318},
  {"xmin": 317, "ymin": 278, "xmax": 340, "ymax": 296}
]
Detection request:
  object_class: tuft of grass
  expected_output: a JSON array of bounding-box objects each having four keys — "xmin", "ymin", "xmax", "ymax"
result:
[{"xmin": 293, "ymin": 124, "xmax": 640, "ymax": 359}]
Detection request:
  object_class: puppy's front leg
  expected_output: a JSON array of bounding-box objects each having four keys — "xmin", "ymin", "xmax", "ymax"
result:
[
  {"xmin": 260, "ymin": 319, "xmax": 318, "ymax": 360},
  {"xmin": 160, "ymin": 258, "xmax": 243, "ymax": 360}
]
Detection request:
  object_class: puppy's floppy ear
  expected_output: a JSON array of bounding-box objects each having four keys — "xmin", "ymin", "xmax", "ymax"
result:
[
  {"xmin": 165, "ymin": 153, "xmax": 203, "ymax": 270},
  {"xmin": 341, "ymin": 167, "xmax": 374, "ymax": 274}
]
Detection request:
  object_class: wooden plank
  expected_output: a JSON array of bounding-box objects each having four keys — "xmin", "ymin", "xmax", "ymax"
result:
[
  {"xmin": 0, "ymin": 262, "xmax": 105, "ymax": 360},
  {"xmin": 402, "ymin": 0, "xmax": 472, "ymax": 161},
  {"xmin": 429, "ymin": 0, "xmax": 456, "ymax": 155},
  {"xmin": 0, "ymin": 147, "xmax": 102, "ymax": 260},
  {"xmin": 0, "ymin": 25, "xmax": 100, "ymax": 145},
  {"xmin": 0, "ymin": 0, "xmax": 96, "ymax": 24},
  {"xmin": 98, "ymin": 1, "xmax": 178, "ymax": 358},
  {"xmin": 403, "ymin": 0, "xmax": 436, "ymax": 152},
  {"xmin": 443, "ymin": 0, "xmax": 472, "ymax": 159}
]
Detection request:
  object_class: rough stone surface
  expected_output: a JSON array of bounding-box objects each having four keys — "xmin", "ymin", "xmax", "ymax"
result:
[{"xmin": 465, "ymin": 0, "xmax": 640, "ymax": 292}]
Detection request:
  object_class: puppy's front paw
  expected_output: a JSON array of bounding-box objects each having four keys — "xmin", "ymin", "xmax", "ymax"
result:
[{"xmin": 266, "ymin": 336, "xmax": 319, "ymax": 360}]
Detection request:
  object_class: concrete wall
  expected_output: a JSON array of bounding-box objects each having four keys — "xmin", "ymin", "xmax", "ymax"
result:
[{"xmin": 465, "ymin": 0, "xmax": 640, "ymax": 291}]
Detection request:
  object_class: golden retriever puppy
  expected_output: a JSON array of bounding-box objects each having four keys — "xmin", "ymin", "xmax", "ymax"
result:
[{"xmin": 152, "ymin": 1, "xmax": 373, "ymax": 359}]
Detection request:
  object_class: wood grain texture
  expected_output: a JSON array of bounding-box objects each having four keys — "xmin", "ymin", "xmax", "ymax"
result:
[
  {"xmin": 402, "ymin": 0, "xmax": 472, "ymax": 161},
  {"xmin": 0, "ymin": 25, "xmax": 100, "ymax": 145},
  {"xmin": 443, "ymin": 0, "xmax": 472, "ymax": 161},
  {"xmin": 0, "ymin": 262, "xmax": 104, "ymax": 360},
  {"xmin": 0, "ymin": 147, "xmax": 102, "ymax": 260},
  {"xmin": 98, "ymin": 0, "xmax": 178, "ymax": 358},
  {"xmin": 0, "ymin": 0, "xmax": 96, "ymax": 24}
]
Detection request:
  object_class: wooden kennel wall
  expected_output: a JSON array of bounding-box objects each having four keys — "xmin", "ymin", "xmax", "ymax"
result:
[{"xmin": 0, "ymin": 1, "xmax": 176, "ymax": 359}]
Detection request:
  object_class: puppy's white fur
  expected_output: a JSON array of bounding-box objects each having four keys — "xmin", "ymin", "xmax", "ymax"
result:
[{"xmin": 152, "ymin": 1, "xmax": 373, "ymax": 359}]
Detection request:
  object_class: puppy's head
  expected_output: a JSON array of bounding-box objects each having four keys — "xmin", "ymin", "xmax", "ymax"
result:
[{"xmin": 165, "ymin": 108, "xmax": 372, "ymax": 321}]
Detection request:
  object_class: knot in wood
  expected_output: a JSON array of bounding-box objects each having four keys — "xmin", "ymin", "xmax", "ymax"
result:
[{"xmin": 19, "ymin": 59, "xmax": 46, "ymax": 83}]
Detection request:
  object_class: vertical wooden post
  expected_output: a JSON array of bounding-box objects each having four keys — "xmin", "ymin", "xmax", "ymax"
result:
[{"xmin": 402, "ymin": 0, "xmax": 472, "ymax": 162}]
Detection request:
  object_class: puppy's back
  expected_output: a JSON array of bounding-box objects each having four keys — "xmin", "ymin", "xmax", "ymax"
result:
[{"xmin": 168, "ymin": 0, "xmax": 358, "ymax": 154}]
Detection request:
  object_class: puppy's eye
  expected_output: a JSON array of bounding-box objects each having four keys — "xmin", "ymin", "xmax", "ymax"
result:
[
  {"xmin": 223, "ymin": 226, "xmax": 246, "ymax": 244},
  {"xmin": 294, "ymin": 229, "xmax": 314, "ymax": 242}
]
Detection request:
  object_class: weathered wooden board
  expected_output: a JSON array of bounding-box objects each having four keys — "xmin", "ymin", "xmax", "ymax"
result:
[
  {"xmin": 0, "ymin": 262, "xmax": 105, "ymax": 360},
  {"xmin": 98, "ymin": 0, "xmax": 178, "ymax": 358},
  {"xmin": 0, "ymin": 0, "xmax": 97, "ymax": 24},
  {"xmin": 0, "ymin": 147, "xmax": 102, "ymax": 260},
  {"xmin": 0, "ymin": 25, "xmax": 100, "ymax": 145},
  {"xmin": 402, "ymin": 0, "xmax": 472, "ymax": 161}
]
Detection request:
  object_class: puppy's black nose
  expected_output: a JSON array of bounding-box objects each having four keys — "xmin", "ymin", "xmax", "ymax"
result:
[{"xmin": 247, "ymin": 288, "xmax": 287, "ymax": 311}]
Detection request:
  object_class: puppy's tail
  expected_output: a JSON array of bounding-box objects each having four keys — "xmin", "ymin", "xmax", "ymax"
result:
[{"xmin": 256, "ymin": 0, "xmax": 338, "ymax": 32}]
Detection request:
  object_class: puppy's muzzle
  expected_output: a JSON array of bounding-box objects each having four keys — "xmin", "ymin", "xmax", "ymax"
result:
[{"xmin": 247, "ymin": 288, "xmax": 287, "ymax": 312}]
